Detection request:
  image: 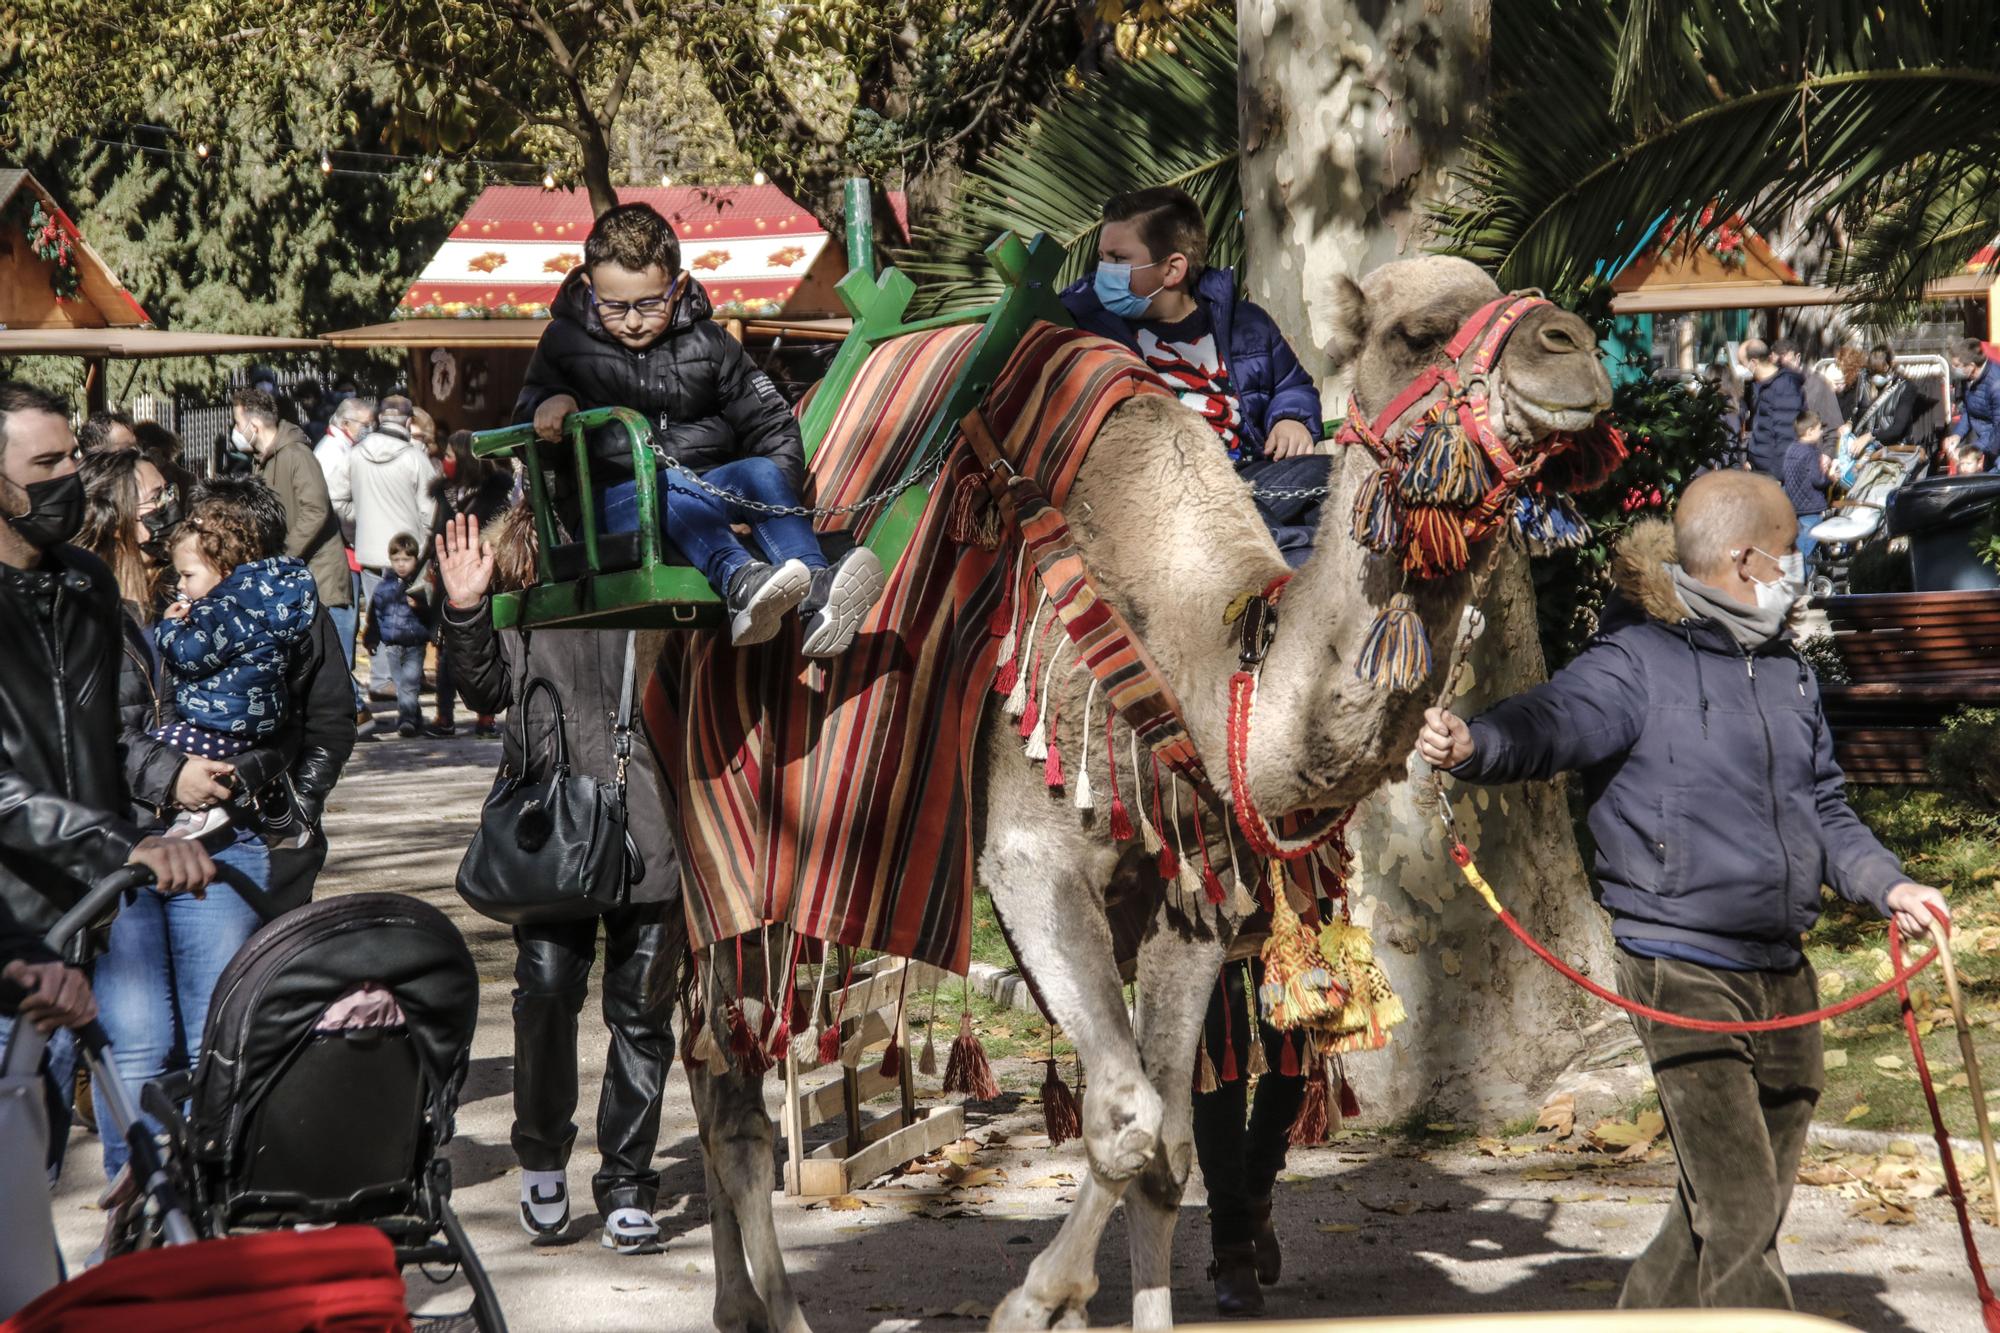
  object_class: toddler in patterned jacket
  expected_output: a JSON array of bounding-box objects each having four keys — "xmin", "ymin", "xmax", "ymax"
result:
[{"xmin": 154, "ymin": 507, "xmax": 319, "ymax": 839}]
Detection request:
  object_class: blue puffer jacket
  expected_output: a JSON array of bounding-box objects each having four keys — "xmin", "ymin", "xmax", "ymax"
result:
[
  {"xmin": 366, "ymin": 568, "xmax": 438, "ymax": 648},
  {"xmin": 1745, "ymin": 367, "xmax": 1805, "ymax": 476},
  {"xmin": 157, "ymin": 556, "xmax": 319, "ymax": 739},
  {"xmin": 1449, "ymin": 518, "xmax": 1903, "ymax": 970},
  {"xmin": 1060, "ymin": 266, "xmax": 1323, "ymax": 464},
  {"xmin": 1953, "ymin": 357, "xmax": 2000, "ymax": 456}
]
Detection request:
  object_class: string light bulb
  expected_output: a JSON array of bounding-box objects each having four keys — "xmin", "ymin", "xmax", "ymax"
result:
[
  {"xmin": 195, "ymin": 142, "xmax": 209, "ymax": 160},
  {"xmin": 541, "ymin": 168, "xmax": 556, "ymax": 190},
  {"xmin": 421, "ymin": 160, "xmax": 436, "ymax": 183},
  {"xmin": 752, "ymin": 170, "xmax": 768, "ymax": 186},
  {"xmin": 659, "ymin": 172, "xmax": 673, "ymax": 188},
  {"xmin": 319, "ymin": 149, "xmax": 333, "ymax": 174}
]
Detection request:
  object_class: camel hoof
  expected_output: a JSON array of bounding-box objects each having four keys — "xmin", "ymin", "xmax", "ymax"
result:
[
  {"xmin": 990, "ymin": 1286, "xmax": 1090, "ymax": 1330},
  {"xmin": 1083, "ymin": 1075, "xmax": 1162, "ymax": 1181}
]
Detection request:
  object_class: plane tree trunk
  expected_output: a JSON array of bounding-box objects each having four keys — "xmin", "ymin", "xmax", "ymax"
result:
[{"xmin": 1238, "ymin": 0, "xmax": 1620, "ymax": 1123}]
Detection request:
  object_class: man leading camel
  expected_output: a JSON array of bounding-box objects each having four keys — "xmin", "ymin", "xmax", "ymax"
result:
[{"xmin": 1418, "ymin": 470, "xmax": 1948, "ymax": 1312}]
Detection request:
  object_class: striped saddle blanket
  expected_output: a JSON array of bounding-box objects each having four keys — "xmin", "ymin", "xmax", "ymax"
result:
[{"xmin": 644, "ymin": 320, "xmax": 1169, "ymax": 971}]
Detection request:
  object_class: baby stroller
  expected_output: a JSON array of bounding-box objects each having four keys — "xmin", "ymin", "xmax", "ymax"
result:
[
  {"xmin": 116, "ymin": 891, "xmax": 505, "ymax": 1331},
  {"xmin": 2, "ymin": 869, "xmax": 415, "ymax": 1331}
]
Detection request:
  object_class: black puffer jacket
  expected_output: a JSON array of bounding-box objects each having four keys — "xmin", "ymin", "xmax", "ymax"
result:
[
  {"xmin": 440, "ymin": 597, "xmax": 678, "ymax": 906},
  {"xmin": 0, "ymin": 546, "xmax": 143, "ymax": 954},
  {"xmin": 514, "ymin": 269, "xmax": 805, "ymax": 493}
]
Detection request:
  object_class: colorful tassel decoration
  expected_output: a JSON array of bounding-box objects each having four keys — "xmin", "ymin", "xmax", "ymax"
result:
[
  {"xmin": 1513, "ymin": 489, "xmax": 1591, "ymax": 551},
  {"xmin": 1354, "ymin": 593, "xmax": 1434, "ymax": 691},
  {"xmin": 1041, "ymin": 1056, "xmax": 1082, "ymax": 1146},
  {"xmin": 1246, "ymin": 1030, "xmax": 1270, "ymax": 1078},
  {"xmin": 1106, "ymin": 710, "xmax": 1134, "ymax": 840},
  {"xmin": 1043, "ymin": 735, "xmax": 1064, "ymax": 787},
  {"xmin": 1201, "ymin": 858, "xmax": 1226, "ymax": 906},
  {"xmin": 686, "ymin": 1005, "xmax": 714, "ymax": 1074},
  {"xmin": 879, "ymin": 1042, "xmax": 903, "ymax": 1080},
  {"xmin": 1351, "ymin": 466, "xmax": 1403, "ymax": 553},
  {"xmin": 1136, "ymin": 736, "xmax": 1162, "ymax": 853},
  {"xmin": 1073, "ymin": 679, "xmax": 1099, "ymax": 810},
  {"xmin": 1319, "ymin": 919, "xmax": 1409, "ymax": 1055},
  {"xmin": 1337, "ymin": 1070, "xmax": 1362, "ymax": 1120},
  {"xmin": 817, "ymin": 1019, "xmax": 842, "ymax": 1066},
  {"xmin": 1288, "ymin": 1058, "xmax": 1331, "ymax": 1146},
  {"xmin": 1194, "ymin": 1042, "xmax": 1220, "ymax": 1094},
  {"xmin": 941, "ymin": 1009, "xmax": 1000, "ymax": 1100},
  {"xmin": 1398, "ymin": 415, "xmax": 1492, "ymax": 507},
  {"xmin": 1400, "ymin": 504, "xmax": 1471, "ymax": 579},
  {"xmin": 1003, "ymin": 593, "xmax": 1046, "ymax": 717},
  {"xmin": 918, "ymin": 975, "xmax": 941, "ymax": 1076},
  {"xmin": 1259, "ymin": 887, "xmax": 1344, "ymax": 1029}
]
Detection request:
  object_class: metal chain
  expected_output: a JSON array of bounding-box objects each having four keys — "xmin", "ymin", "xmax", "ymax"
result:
[
  {"xmin": 1251, "ymin": 485, "xmax": 1331, "ymax": 501},
  {"xmin": 1417, "ymin": 546, "xmax": 1506, "ymax": 824},
  {"xmin": 651, "ymin": 439, "xmax": 955, "ymax": 519}
]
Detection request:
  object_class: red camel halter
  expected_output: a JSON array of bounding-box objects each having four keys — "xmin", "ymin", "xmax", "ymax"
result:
[{"xmin": 1227, "ymin": 293, "xmax": 1553, "ymax": 860}]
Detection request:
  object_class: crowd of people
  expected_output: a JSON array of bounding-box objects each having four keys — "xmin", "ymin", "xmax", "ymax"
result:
[{"xmin": 0, "ymin": 184, "xmax": 1979, "ymax": 1320}]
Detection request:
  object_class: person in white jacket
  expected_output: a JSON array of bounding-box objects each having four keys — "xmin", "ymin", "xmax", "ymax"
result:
[
  {"xmin": 348, "ymin": 396, "xmax": 437, "ymax": 702},
  {"xmin": 314, "ymin": 396, "xmax": 376, "ymax": 717}
]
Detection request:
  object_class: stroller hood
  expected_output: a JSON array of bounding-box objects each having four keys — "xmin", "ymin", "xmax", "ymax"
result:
[{"xmin": 191, "ymin": 893, "xmax": 478, "ymax": 1165}]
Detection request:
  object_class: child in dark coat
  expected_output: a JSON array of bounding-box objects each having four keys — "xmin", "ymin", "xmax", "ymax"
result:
[
  {"xmin": 362, "ymin": 531, "xmax": 441, "ymax": 737},
  {"xmin": 518, "ymin": 203, "xmax": 884, "ymax": 655},
  {"xmin": 156, "ymin": 509, "xmax": 319, "ymax": 837}
]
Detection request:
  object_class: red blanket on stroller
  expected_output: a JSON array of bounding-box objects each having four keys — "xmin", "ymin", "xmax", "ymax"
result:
[
  {"xmin": 1, "ymin": 1225, "xmax": 409, "ymax": 1332},
  {"xmin": 646, "ymin": 321, "xmax": 1168, "ymax": 971}
]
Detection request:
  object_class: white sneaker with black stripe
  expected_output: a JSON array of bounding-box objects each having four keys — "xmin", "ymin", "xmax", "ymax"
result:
[
  {"xmin": 725, "ymin": 559, "xmax": 812, "ymax": 647},
  {"xmin": 799, "ymin": 546, "xmax": 886, "ymax": 658},
  {"xmin": 601, "ymin": 1206, "xmax": 663, "ymax": 1254},
  {"xmin": 519, "ymin": 1169, "xmax": 568, "ymax": 1238}
]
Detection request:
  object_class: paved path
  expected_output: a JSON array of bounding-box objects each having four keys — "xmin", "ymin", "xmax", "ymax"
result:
[{"xmin": 48, "ymin": 734, "xmax": 1995, "ymax": 1331}]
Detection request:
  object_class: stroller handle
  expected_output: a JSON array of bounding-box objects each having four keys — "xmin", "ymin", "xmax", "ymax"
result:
[{"xmin": 42, "ymin": 865, "xmax": 156, "ymax": 955}]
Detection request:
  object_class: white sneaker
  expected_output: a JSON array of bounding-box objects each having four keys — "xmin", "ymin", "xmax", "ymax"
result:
[
  {"xmin": 724, "ymin": 559, "xmax": 812, "ymax": 647},
  {"xmin": 519, "ymin": 1169, "xmax": 568, "ymax": 1237},
  {"xmin": 166, "ymin": 806, "xmax": 232, "ymax": 841},
  {"xmin": 601, "ymin": 1206, "xmax": 662, "ymax": 1254},
  {"xmin": 799, "ymin": 546, "xmax": 886, "ymax": 658}
]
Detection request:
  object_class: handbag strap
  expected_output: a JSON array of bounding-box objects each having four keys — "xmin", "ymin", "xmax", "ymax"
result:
[{"xmin": 611, "ymin": 630, "xmax": 638, "ymax": 800}]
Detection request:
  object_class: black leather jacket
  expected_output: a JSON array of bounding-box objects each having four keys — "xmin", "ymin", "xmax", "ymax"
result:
[
  {"xmin": 514, "ymin": 269, "xmax": 805, "ymax": 493},
  {"xmin": 0, "ymin": 546, "xmax": 144, "ymax": 950}
]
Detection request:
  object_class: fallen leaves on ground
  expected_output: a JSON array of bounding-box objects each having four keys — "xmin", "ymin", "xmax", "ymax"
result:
[
  {"xmin": 1844, "ymin": 1103, "xmax": 1872, "ymax": 1123},
  {"xmin": 1535, "ymin": 1092, "xmax": 1576, "ymax": 1139},
  {"xmin": 1799, "ymin": 1146, "xmax": 1946, "ymax": 1224},
  {"xmin": 1822, "ymin": 1048, "xmax": 1848, "ymax": 1070},
  {"xmin": 1585, "ymin": 1110, "xmax": 1665, "ymax": 1158}
]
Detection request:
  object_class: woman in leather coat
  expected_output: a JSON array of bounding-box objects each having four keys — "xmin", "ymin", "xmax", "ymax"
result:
[
  {"xmin": 84, "ymin": 459, "xmax": 355, "ymax": 1181},
  {"xmin": 436, "ymin": 501, "xmax": 682, "ymax": 1254}
]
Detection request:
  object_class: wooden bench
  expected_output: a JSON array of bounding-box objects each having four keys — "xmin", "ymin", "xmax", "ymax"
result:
[{"xmin": 1813, "ymin": 590, "xmax": 2000, "ymax": 783}]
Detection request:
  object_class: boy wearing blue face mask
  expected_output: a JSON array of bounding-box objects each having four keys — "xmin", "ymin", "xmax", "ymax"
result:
[{"xmin": 1060, "ymin": 187, "xmax": 1327, "ymax": 567}]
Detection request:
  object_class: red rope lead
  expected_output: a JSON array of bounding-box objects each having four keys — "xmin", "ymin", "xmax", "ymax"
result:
[{"xmin": 1891, "ymin": 920, "xmax": 2000, "ymax": 1331}]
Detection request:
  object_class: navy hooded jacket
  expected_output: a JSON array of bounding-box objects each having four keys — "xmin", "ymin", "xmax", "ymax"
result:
[
  {"xmin": 1744, "ymin": 367, "xmax": 1806, "ymax": 476},
  {"xmin": 1952, "ymin": 356, "xmax": 2000, "ymax": 456},
  {"xmin": 1448, "ymin": 518, "xmax": 1903, "ymax": 970},
  {"xmin": 156, "ymin": 556, "xmax": 319, "ymax": 740},
  {"xmin": 1060, "ymin": 267, "xmax": 1323, "ymax": 465}
]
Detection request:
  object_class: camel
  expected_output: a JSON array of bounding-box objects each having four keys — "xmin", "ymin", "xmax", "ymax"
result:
[{"xmin": 656, "ymin": 253, "xmax": 1611, "ymax": 1333}]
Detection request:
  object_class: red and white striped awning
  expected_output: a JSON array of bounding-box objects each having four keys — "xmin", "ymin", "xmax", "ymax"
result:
[{"xmin": 398, "ymin": 184, "xmax": 835, "ymax": 320}]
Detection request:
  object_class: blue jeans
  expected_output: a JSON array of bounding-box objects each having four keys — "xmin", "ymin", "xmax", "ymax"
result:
[
  {"xmin": 91, "ymin": 834, "xmax": 269, "ymax": 1180},
  {"xmin": 379, "ymin": 642, "xmax": 427, "ymax": 729},
  {"xmin": 1798, "ymin": 513, "xmax": 1821, "ymax": 562},
  {"xmin": 330, "ymin": 570, "xmax": 364, "ymax": 712},
  {"xmin": 360, "ymin": 567, "xmax": 391, "ymax": 692},
  {"xmin": 602, "ymin": 457, "xmax": 826, "ymax": 594},
  {"xmin": 1237, "ymin": 455, "xmax": 1333, "ymax": 569}
]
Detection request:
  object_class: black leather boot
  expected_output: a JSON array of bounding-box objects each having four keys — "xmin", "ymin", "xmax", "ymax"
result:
[
  {"xmin": 1249, "ymin": 1196, "xmax": 1281, "ymax": 1285},
  {"xmin": 1209, "ymin": 1241, "xmax": 1265, "ymax": 1317}
]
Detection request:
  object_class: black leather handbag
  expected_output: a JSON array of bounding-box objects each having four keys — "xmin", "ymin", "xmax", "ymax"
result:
[{"xmin": 454, "ymin": 632, "xmax": 641, "ymax": 925}]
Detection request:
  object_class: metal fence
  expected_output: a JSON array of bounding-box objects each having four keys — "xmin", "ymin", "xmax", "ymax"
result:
[{"xmin": 122, "ymin": 365, "xmax": 345, "ymax": 482}]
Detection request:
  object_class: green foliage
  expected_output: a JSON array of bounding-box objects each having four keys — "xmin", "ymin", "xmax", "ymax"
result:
[
  {"xmin": 899, "ymin": 7, "xmax": 1237, "ymax": 312},
  {"xmin": 1532, "ymin": 362, "xmax": 1735, "ymax": 665},
  {"xmin": 1435, "ymin": 0, "xmax": 2000, "ymax": 302},
  {"xmin": 1795, "ymin": 635, "xmax": 1850, "ymax": 686},
  {"xmin": 1929, "ymin": 708, "xmax": 2000, "ymax": 812}
]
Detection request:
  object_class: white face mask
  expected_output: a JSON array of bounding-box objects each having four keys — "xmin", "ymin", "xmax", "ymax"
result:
[
  {"xmin": 1746, "ymin": 546, "xmax": 1804, "ymax": 611},
  {"xmin": 230, "ymin": 426, "xmax": 254, "ymax": 454}
]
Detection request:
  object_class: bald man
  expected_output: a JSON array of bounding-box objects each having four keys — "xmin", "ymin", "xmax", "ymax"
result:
[{"xmin": 1417, "ymin": 471, "xmax": 1948, "ymax": 1312}]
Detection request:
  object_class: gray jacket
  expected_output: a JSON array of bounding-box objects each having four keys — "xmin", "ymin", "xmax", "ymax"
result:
[
  {"xmin": 1450, "ymin": 518, "xmax": 1902, "ymax": 969},
  {"xmin": 439, "ymin": 602, "xmax": 679, "ymax": 907}
]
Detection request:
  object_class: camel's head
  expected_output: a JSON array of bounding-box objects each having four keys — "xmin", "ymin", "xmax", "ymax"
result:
[{"xmin": 1326, "ymin": 255, "xmax": 1612, "ymax": 452}]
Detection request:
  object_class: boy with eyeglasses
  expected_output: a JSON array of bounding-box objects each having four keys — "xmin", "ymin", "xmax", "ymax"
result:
[{"xmin": 520, "ymin": 202, "xmax": 882, "ymax": 653}]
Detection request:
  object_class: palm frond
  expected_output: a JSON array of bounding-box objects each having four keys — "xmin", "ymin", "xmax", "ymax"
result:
[
  {"xmin": 1832, "ymin": 158, "xmax": 1999, "ymax": 309},
  {"xmin": 1440, "ymin": 0, "xmax": 2000, "ymax": 297},
  {"xmin": 897, "ymin": 9, "xmax": 1237, "ymax": 314}
]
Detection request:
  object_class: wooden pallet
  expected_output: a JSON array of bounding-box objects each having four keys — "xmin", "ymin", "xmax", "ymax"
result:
[
  {"xmin": 1814, "ymin": 590, "xmax": 2000, "ymax": 783},
  {"xmin": 780, "ymin": 951, "xmax": 965, "ymax": 1197}
]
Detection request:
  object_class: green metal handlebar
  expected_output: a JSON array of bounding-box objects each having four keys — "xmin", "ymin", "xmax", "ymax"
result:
[{"xmin": 471, "ymin": 406, "xmax": 659, "ymax": 587}]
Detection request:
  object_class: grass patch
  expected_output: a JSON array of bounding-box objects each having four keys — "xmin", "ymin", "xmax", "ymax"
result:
[{"xmin": 1806, "ymin": 787, "xmax": 2000, "ymax": 1133}]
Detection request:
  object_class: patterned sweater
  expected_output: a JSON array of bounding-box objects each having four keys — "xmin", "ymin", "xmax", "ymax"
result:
[{"xmin": 156, "ymin": 556, "xmax": 319, "ymax": 738}]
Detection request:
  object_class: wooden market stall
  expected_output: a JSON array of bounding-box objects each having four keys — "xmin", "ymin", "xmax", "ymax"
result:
[{"xmin": 321, "ymin": 183, "xmax": 903, "ymax": 433}]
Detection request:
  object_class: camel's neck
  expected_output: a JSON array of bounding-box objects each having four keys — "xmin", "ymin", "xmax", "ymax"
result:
[{"xmin": 1236, "ymin": 448, "xmax": 1476, "ymax": 818}]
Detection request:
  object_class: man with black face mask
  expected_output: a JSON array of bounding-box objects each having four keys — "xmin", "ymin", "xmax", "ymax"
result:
[{"xmin": 0, "ymin": 381, "xmax": 214, "ymax": 1169}]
